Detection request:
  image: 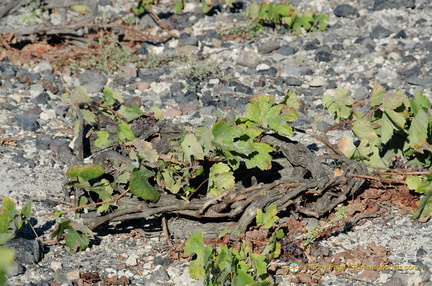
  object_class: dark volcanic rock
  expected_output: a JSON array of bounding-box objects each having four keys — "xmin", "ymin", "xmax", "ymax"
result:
[
  {"xmin": 370, "ymin": 25, "xmax": 393, "ymax": 39},
  {"xmin": 373, "ymin": 0, "xmax": 416, "ymax": 10},
  {"xmin": 334, "ymin": 4, "xmax": 359, "ymax": 17}
]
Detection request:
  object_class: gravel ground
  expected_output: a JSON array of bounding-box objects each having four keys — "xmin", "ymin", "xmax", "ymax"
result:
[{"xmin": 1, "ymin": 0, "xmax": 432, "ymax": 285}]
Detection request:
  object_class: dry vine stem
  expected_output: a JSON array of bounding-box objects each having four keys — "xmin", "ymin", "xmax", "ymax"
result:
[{"xmin": 68, "ymin": 130, "xmax": 369, "ymax": 235}]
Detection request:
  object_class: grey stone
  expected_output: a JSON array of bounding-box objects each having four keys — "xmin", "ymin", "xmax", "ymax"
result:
[
  {"xmin": 236, "ymin": 51, "xmax": 260, "ymax": 68},
  {"xmin": 226, "ymin": 80, "xmax": 253, "ymax": 95},
  {"xmin": 18, "ymin": 114, "xmax": 40, "ymax": 131},
  {"xmin": 178, "ymin": 35, "xmax": 198, "ymax": 47},
  {"xmin": 33, "ymin": 61, "xmax": 53, "ymax": 74},
  {"xmin": 284, "ymin": 77, "xmax": 302, "ymax": 86},
  {"xmin": 334, "ymin": 4, "xmax": 359, "ymax": 17},
  {"xmin": 257, "ymin": 40, "xmax": 280, "ymax": 53},
  {"xmin": 315, "ymin": 50, "xmax": 333, "ymax": 62},
  {"xmin": 0, "ymin": 64, "xmax": 16, "ymax": 78},
  {"xmin": 201, "ymin": 91, "xmax": 215, "ymax": 107},
  {"xmin": 31, "ymin": 92, "xmax": 50, "ymax": 105},
  {"xmin": 354, "ymin": 86, "xmax": 369, "ymax": 99},
  {"xmin": 78, "ymin": 70, "xmax": 107, "ymax": 93},
  {"xmin": 397, "ymin": 66, "xmax": 421, "ymax": 78},
  {"xmin": 153, "ymin": 256, "xmax": 172, "ymax": 267},
  {"xmin": 257, "ymin": 67, "xmax": 277, "ymax": 77},
  {"xmin": 417, "ymin": 246, "xmax": 428, "ymax": 257},
  {"xmin": 138, "ymin": 14, "xmax": 158, "ymax": 30},
  {"xmin": 304, "ymin": 39, "xmax": 320, "ymax": 50},
  {"xmin": 370, "ymin": 25, "xmax": 393, "ymax": 39},
  {"xmin": 35, "ymin": 135, "xmax": 53, "ymax": 151},
  {"xmin": 383, "ymin": 276, "xmax": 405, "ymax": 286},
  {"xmin": 373, "ymin": 0, "xmax": 415, "ymax": 10},
  {"xmin": 5, "ymin": 238, "xmax": 44, "ymax": 265},
  {"xmin": 406, "ymin": 76, "xmax": 432, "ymax": 87},
  {"xmin": 281, "ymin": 65, "xmax": 300, "ymax": 76},
  {"xmin": 150, "ymin": 267, "xmax": 170, "ymax": 282},
  {"xmin": 393, "ymin": 29, "xmax": 407, "ymax": 39},
  {"xmin": 276, "ymin": 45, "xmax": 297, "ymax": 56}
]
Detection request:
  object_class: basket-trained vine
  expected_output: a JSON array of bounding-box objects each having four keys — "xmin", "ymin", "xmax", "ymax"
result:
[{"xmin": 45, "ymin": 84, "xmax": 432, "ymax": 284}]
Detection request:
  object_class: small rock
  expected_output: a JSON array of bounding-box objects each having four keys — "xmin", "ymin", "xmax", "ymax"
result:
[
  {"xmin": 178, "ymin": 45, "xmax": 198, "ymax": 53},
  {"xmin": 406, "ymin": 77, "xmax": 432, "ymax": 88},
  {"xmin": 257, "ymin": 40, "xmax": 280, "ymax": 53},
  {"xmin": 117, "ymin": 66, "xmax": 137, "ymax": 82},
  {"xmin": 163, "ymin": 109, "xmax": 182, "ymax": 118},
  {"xmin": 315, "ymin": 50, "xmax": 333, "ymax": 62},
  {"xmin": 226, "ymin": 80, "xmax": 253, "ymax": 95},
  {"xmin": 393, "ymin": 29, "xmax": 407, "ymax": 39},
  {"xmin": 417, "ymin": 246, "xmax": 427, "ymax": 257},
  {"xmin": 18, "ymin": 114, "xmax": 40, "ymax": 131},
  {"xmin": 304, "ymin": 39, "xmax": 320, "ymax": 50},
  {"xmin": 137, "ymin": 45, "xmax": 149, "ymax": 56},
  {"xmin": 257, "ymin": 67, "xmax": 277, "ymax": 77},
  {"xmin": 153, "ymin": 256, "xmax": 172, "ymax": 267},
  {"xmin": 33, "ymin": 60, "xmax": 53, "ymax": 74},
  {"xmin": 201, "ymin": 91, "xmax": 215, "ymax": 107},
  {"xmin": 29, "ymin": 84, "xmax": 45, "ymax": 97},
  {"xmin": 388, "ymin": 52, "xmax": 400, "ymax": 60},
  {"xmin": 138, "ymin": 13, "xmax": 158, "ymax": 29},
  {"xmin": 277, "ymin": 45, "xmax": 297, "ymax": 56},
  {"xmin": 8, "ymin": 261, "xmax": 24, "ymax": 276},
  {"xmin": 333, "ymin": 4, "xmax": 359, "ymax": 17},
  {"xmin": 125, "ymin": 255, "xmax": 137, "ymax": 266},
  {"xmin": 66, "ymin": 270, "xmax": 80, "ymax": 281},
  {"xmin": 285, "ymin": 76, "xmax": 302, "ymax": 86},
  {"xmin": 370, "ymin": 25, "xmax": 393, "ymax": 39},
  {"xmin": 236, "ymin": 50, "xmax": 260, "ymax": 68},
  {"xmin": 149, "ymin": 266, "xmax": 170, "ymax": 282},
  {"xmin": 137, "ymin": 81, "xmax": 150, "ymax": 91},
  {"xmin": 373, "ymin": 0, "xmax": 415, "ymax": 10},
  {"xmin": 51, "ymin": 261, "xmax": 62, "ymax": 271},
  {"xmin": 31, "ymin": 92, "xmax": 50, "ymax": 105},
  {"xmin": 398, "ymin": 66, "xmax": 421, "ymax": 78},
  {"xmin": 78, "ymin": 70, "xmax": 107, "ymax": 93},
  {"xmin": 5, "ymin": 238, "xmax": 44, "ymax": 265},
  {"xmin": 309, "ymin": 77, "xmax": 326, "ymax": 87},
  {"xmin": 36, "ymin": 135, "xmax": 53, "ymax": 151},
  {"xmin": 281, "ymin": 65, "xmax": 301, "ymax": 76},
  {"xmin": 178, "ymin": 35, "xmax": 198, "ymax": 47},
  {"xmin": 358, "ymin": 270, "xmax": 380, "ymax": 280}
]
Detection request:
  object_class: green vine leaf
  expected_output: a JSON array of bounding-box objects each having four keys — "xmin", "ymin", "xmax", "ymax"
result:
[
  {"xmin": 116, "ymin": 120, "xmax": 136, "ymax": 143},
  {"xmin": 352, "ymin": 118, "xmax": 380, "ymax": 146},
  {"xmin": 406, "ymin": 108, "xmax": 429, "ymax": 150},
  {"xmin": 117, "ymin": 104, "xmax": 144, "ymax": 122},
  {"xmin": 80, "ymin": 109, "xmax": 96, "ymax": 123},
  {"xmin": 66, "ymin": 228, "xmax": 90, "ymax": 251},
  {"xmin": 103, "ymin": 87, "xmax": 123, "ymax": 105},
  {"xmin": 337, "ymin": 136, "xmax": 356, "ymax": 158},
  {"xmin": 208, "ymin": 163, "xmax": 235, "ymax": 197},
  {"xmin": 256, "ymin": 205, "xmax": 279, "ymax": 229},
  {"xmin": 323, "ymin": 89, "xmax": 354, "ymax": 122},
  {"xmin": 66, "ymin": 164, "xmax": 105, "ymax": 181},
  {"xmin": 181, "ymin": 133, "xmax": 205, "ymax": 163},
  {"xmin": 406, "ymin": 175, "xmax": 432, "ymax": 220},
  {"xmin": 94, "ymin": 131, "xmax": 112, "ymax": 148},
  {"xmin": 130, "ymin": 167, "xmax": 160, "ymax": 202},
  {"xmin": 66, "ymin": 86, "xmax": 90, "ymax": 104},
  {"xmin": 245, "ymin": 94, "xmax": 295, "ymax": 135},
  {"xmin": 184, "ymin": 232, "xmax": 213, "ymax": 279}
]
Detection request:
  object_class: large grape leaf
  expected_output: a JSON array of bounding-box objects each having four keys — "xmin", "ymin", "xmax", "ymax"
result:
[
  {"xmin": 184, "ymin": 232, "xmax": 213, "ymax": 279},
  {"xmin": 66, "ymin": 164, "xmax": 105, "ymax": 181},
  {"xmin": 208, "ymin": 163, "xmax": 235, "ymax": 197},
  {"xmin": 181, "ymin": 133, "xmax": 205, "ymax": 163},
  {"xmin": 130, "ymin": 167, "xmax": 160, "ymax": 202}
]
